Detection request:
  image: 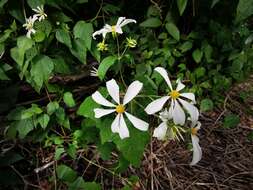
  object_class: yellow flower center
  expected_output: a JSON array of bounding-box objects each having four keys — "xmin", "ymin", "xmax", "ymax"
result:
[
  {"xmin": 191, "ymin": 127, "xmax": 198, "ymax": 136},
  {"xmin": 111, "ymin": 25, "xmax": 117, "ymax": 37},
  {"xmin": 116, "ymin": 104, "xmax": 125, "ymax": 113},
  {"xmin": 170, "ymin": 90, "xmax": 180, "ymax": 99}
]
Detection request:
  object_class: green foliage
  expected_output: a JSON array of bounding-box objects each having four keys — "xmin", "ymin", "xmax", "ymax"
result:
[
  {"xmin": 30, "ymin": 55, "xmax": 54, "ymax": 92},
  {"xmin": 223, "ymin": 114, "xmax": 240, "ymax": 128},
  {"xmin": 140, "ymin": 18, "xmax": 162, "ymax": 28},
  {"xmin": 63, "ymin": 92, "xmax": 76, "ymax": 107},
  {"xmin": 97, "ymin": 56, "xmax": 117, "ymax": 80},
  {"xmin": 1, "ymin": 0, "xmax": 253, "ymax": 188},
  {"xmin": 165, "ymin": 23, "xmax": 180, "ymax": 41},
  {"xmin": 200, "ymin": 99, "xmax": 214, "ymax": 112}
]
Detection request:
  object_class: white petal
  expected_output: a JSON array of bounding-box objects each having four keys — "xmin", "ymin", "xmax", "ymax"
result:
[
  {"xmin": 92, "ymin": 28, "xmax": 109, "ymax": 39},
  {"xmin": 123, "ymin": 80, "xmax": 143, "ymax": 105},
  {"xmin": 125, "ymin": 112, "xmax": 148, "ymax": 131},
  {"xmin": 94, "ymin": 108, "xmax": 115, "ymax": 118},
  {"xmin": 154, "ymin": 67, "xmax": 173, "ymax": 90},
  {"xmin": 106, "ymin": 79, "xmax": 120, "ymax": 104},
  {"xmin": 26, "ymin": 31, "xmax": 31, "ymax": 38},
  {"xmin": 153, "ymin": 122, "xmax": 168, "ymax": 140},
  {"xmin": 92, "ymin": 91, "xmax": 115, "ymax": 107},
  {"xmin": 190, "ymin": 135, "xmax": 202, "ymax": 165},
  {"xmin": 119, "ymin": 19, "xmax": 137, "ymax": 27},
  {"xmin": 145, "ymin": 96, "xmax": 169, "ymax": 114},
  {"xmin": 111, "ymin": 114, "xmax": 120, "ymax": 133},
  {"xmin": 115, "ymin": 26, "xmax": 123, "ymax": 34},
  {"xmin": 172, "ymin": 100, "xmax": 185, "ymax": 125},
  {"xmin": 178, "ymin": 98, "xmax": 199, "ymax": 122},
  {"xmin": 176, "ymin": 79, "xmax": 185, "ymax": 91},
  {"xmin": 118, "ymin": 115, "xmax": 130, "ymax": 139},
  {"xmin": 116, "ymin": 17, "xmax": 125, "ymax": 26},
  {"xmin": 180, "ymin": 93, "xmax": 196, "ymax": 103}
]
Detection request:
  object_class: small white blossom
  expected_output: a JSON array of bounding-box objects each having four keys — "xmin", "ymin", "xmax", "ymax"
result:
[
  {"xmin": 153, "ymin": 109, "xmax": 185, "ymax": 141},
  {"xmin": 190, "ymin": 121, "xmax": 202, "ymax": 165},
  {"xmin": 92, "ymin": 17, "xmax": 137, "ymax": 39},
  {"xmin": 32, "ymin": 5, "xmax": 47, "ymax": 21},
  {"xmin": 23, "ymin": 16, "xmax": 37, "ymax": 38},
  {"xmin": 92, "ymin": 79, "xmax": 149, "ymax": 139},
  {"xmin": 90, "ymin": 66, "xmax": 98, "ymax": 77},
  {"xmin": 145, "ymin": 67, "xmax": 199, "ymax": 126}
]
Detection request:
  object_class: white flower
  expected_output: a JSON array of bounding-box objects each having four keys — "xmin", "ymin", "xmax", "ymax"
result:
[
  {"xmin": 23, "ymin": 16, "xmax": 37, "ymax": 38},
  {"xmin": 153, "ymin": 109, "xmax": 170, "ymax": 140},
  {"xmin": 153, "ymin": 109, "xmax": 185, "ymax": 141},
  {"xmin": 190, "ymin": 121, "xmax": 202, "ymax": 165},
  {"xmin": 145, "ymin": 67, "xmax": 199, "ymax": 126},
  {"xmin": 32, "ymin": 5, "xmax": 47, "ymax": 21},
  {"xmin": 90, "ymin": 66, "xmax": 98, "ymax": 77},
  {"xmin": 92, "ymin": 79, "xmax": 149, "ymax": 139},
  {"xmin": 92, "ymin": 17, "xmax": 137, "ymax": 39}
]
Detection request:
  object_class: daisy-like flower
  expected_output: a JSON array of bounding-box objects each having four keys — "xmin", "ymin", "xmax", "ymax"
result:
[
  {"xmin": 23, "ymin": 16, "xmax": 37, "ymax": 38},
  {"xmin": 190, "ymin": 120, "xmax": 202, "ymax": 165},
  {"xmin": 90, "ymin": 66, "xmax": 98, "ymax": 77},
  {"xmin": 153, "ymin": 109, "xmax": 185, "ymax": 141},
  {"xmin": 92, "ymin": 17, "xmax": 137, "ymax": 39},
  {"xmin": 145, "ymin": 67, "xmax": 199, "ymax": 126},
  {"xmin": 92, "ymin": 79, "xmax": 149, "ymax": 139},
  {"xmin": 32, "ymin": 5, "xmax": 47, "ymax": 21}
]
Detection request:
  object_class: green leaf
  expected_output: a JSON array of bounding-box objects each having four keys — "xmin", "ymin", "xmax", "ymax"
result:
[
  {"xmin": 68, "ymin": 177, "xmax": 101, "ymax": 190},
  {"xmin": 63, "ymin": 92, "xmax": 76, "ymax": 107},
  {"xmin": 14, "ymin": 119, "xmax": 34, "ymax": 139},
  {"xmin": 165, "ymin": 23, "xmax": 180, "ymax": 41},
  {"xmin": 33, "ymin": 31, "xmax": 46, "ymax": 42},
  {"xmin": 73, "ymin": 21, "xmax": 93, "ymax": 50},
  {"xmin": 223, "ymin": 114, "xmax": 240, "ymax": 128},
  {"xmin": 38, "ymin": 114, "xmax": 50, "ymax": 129},
  {"xmin": 77, "ymin": 96, "xmax": 98, "ymax": 119},
  {"xmin": 177, "ymin": 0, "xmax": 188, "ymax": 16},
  {"xmin": 192, "ymin": 49, "xmax": 203, "ymax": 63},
  {"xmin": 67, "ymin": 144, "xmax": 77, "ymax": 159},
  {"xmin": 200, "ymin": 99, "xmax": 214, "ymax": 112},
  {"xmin": 56, "ymin": 165, "xmax": 77, "ymax": 183},
  {"xmin": 114, "ymin": 128, "xmax": 150, "ymax": 167},
  {"xmin": 70, "ymin": 38, "xmax": 87, "ymax": 63},
  {"xmin": 211, "ymin": 0, "xmax": 220, "ymax": 8},
  {"xmin": 21, "ymin": 104, "xmax": 43, "ymax": 119},
  {"xmin": 47, "ymin": 101, "xmax": 59, "ymax": 115},
  {"xmin": 0, "ymin": 67, "xmax": 10, "ymax": 80},
  {"xmin": 179, "ymin": 41, "xmax": 192, "ymax": 53},
  {"xmin": 56, "ymin": 29, "xmax": 72, "ymax": 48},
  {"xmin": 30, "ymin": 55, "xmax": 54, "ymax": 92},
  {"xmin": 194, "ymin": 67, "xmax": 206, "ymax": 78},
  {"xmin": 10, "ymin": 37, "xmax": 34, "ymax": 67},
  {"xmin": 97, "ymin": 56, "xmax": 117, "ymax": 80},
  {"xmin": 26, "ymin": 0, "xmax": 45, "ymax": 9},
  {"xmin": 0, "ymin": 0, "xmax": 8, "ymax": 9},
  {"xmin": 139, "ymin": 18, "xmax": 162, "ymax": 28},
  {"xmin": 56, "ymin": 107, "xmax": 70, "ymax": 129},
  {"xmin": 55, "ymin": 147, "xmax": 65, "ymax": 160},
  {"xmin": 98, "ymin": 142, "xmax": 115, "ymax": 160},
  {"xmin": 236, "ymin": 0, "xmax": 253, "ymax": 23}
]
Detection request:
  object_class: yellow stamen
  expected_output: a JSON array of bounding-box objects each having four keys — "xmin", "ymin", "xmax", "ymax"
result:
[
  {"xmin": 170, "ymin": 90, "xmax": 180, "ymax": 99},
  {"xmin": 116, "ymin": 104, "xmax": 125, "ymax": 113},
  {"xmin": 191, "ymin": 127, "xmax": 198, "ymax": 136}
]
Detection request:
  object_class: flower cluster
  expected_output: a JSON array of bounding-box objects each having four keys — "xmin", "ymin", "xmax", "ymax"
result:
[
  {"xmin": 92, "ymin": 17, "xmax": 137, "ymax": 51},
  {"xmin": 23, "ymin": 5, "xmax": 47, "ymax": 38},
  {"xmin": 91, "ymin": 17, "xmax": 202, "ymax": 165}
]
